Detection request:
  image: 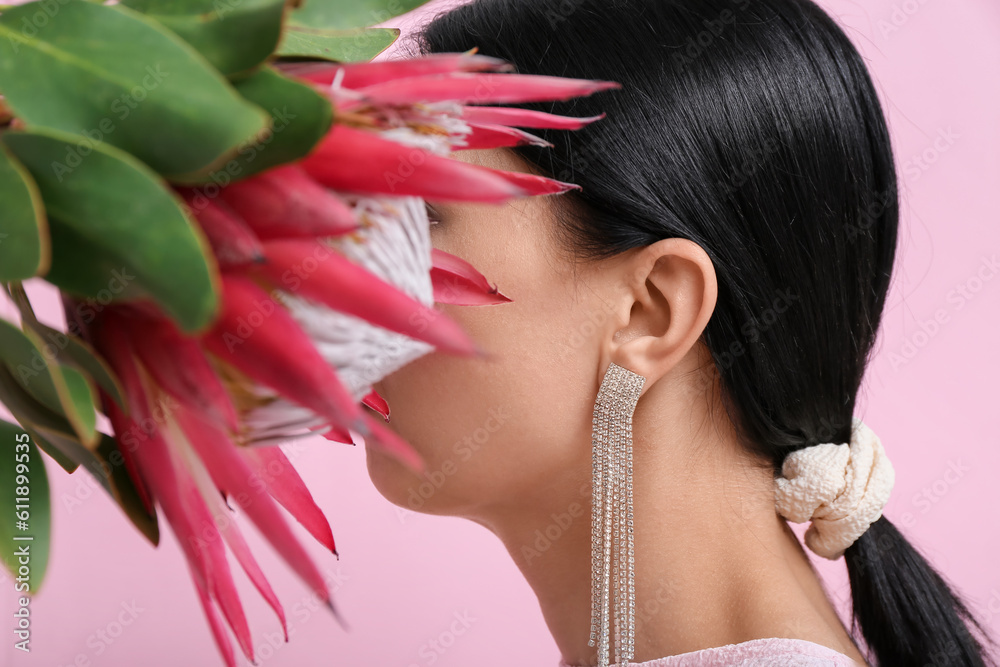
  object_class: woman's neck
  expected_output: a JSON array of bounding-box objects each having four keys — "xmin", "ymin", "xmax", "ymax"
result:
[{"xmin": 476, "ymin": 392, "xmax": 866, "ymax": 665}]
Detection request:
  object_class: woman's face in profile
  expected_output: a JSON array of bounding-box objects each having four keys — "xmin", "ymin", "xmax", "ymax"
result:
[{"xmin": 366, "ymin": 147, "xmax": 625, "ymax": 523}]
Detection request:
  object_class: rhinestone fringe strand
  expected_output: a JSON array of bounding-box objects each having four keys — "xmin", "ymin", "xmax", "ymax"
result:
[{"xmin": 589, "ymin": 362, "xmax": 645, "ymax": 667}]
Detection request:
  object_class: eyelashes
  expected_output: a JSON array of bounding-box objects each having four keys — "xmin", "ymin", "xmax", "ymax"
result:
[{"xmin": 425, "ymin": 201, "xmax": 443, "ymax": 226}]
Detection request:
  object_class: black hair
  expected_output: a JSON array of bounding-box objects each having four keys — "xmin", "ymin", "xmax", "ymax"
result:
[{"xmin": 413, "ymin": 0, "xmax": 998, "ymax": 665}]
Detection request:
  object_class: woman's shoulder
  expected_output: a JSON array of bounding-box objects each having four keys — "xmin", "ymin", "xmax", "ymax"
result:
[{"xmin": 560, "ymin": 637, "xmax": 864, "ymax": 667}]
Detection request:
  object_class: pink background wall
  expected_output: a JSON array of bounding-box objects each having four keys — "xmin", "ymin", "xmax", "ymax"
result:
[{"xmin": 2, "ymin": 0, "xmax": 998, "ymax": 665}]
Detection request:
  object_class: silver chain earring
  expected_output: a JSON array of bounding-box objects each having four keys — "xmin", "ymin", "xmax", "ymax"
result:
[{"xmin": 590, "ymin": 362, "xmax": 646, "ymax": 667}]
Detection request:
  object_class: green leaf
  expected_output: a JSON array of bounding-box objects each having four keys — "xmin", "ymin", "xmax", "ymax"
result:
[
  {"xmin": 0, "ymin": 420, "xmax": 51, "ymax": 595},
  {"xmin": 59, "ymin": 368, "xmax": 97, "ymax": 440},
  {"xmin": 0, "ymin": 371, "xmax": 157, "ymax": 545},
  {"xmin": 24, "ymin": 322, "xmax": 127, "ymax": 412},
  {"xmin": 0, "ymin": 0, "xmax": 271, "ymax": 178},
  {"xmin": 220, "ymin": 65, "xmax": 333, "ymax": 180},
  {"xmin": 2, "ymin": 127, "xmax": 220, "ymax": 334},
  {"xmin": 0, "ymin": 318, "xmax": 98, "ymax": 448},
  {"xmin": 120, "ymin": 0, "xmax": 286, "ymax": 77},
  {"xmin": 0, "ymin": 143, "xmax": 48, "ymax": 281},
  {"xmin": 289, "ymin": 0, "xmax": 431, "ymax": 30},
  {"xmin": 93, "ymin": 432, "xmax": 159, "ymax": 546},
  {"xmin": 21, "ymin": 426, "xmax": 79, "ymax": 475},
  {"xmin": 276, "ymin": 26, "xmax": 398, "ymax": 62}
]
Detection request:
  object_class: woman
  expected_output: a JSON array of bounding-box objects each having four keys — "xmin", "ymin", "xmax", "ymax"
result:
[{"xmin": 365, "ymin": 0, "xmax": 997, "ymax": 665}]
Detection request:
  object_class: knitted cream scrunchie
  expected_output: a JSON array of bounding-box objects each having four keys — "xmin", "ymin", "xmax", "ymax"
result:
[{"xmin": 774, "ymin": 417, "xmax": 895, "ymax": 560}]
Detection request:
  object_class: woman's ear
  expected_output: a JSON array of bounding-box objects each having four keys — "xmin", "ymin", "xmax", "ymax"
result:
[{"xmin": 602, "ymin": 238, "xmax": 718, "ymax": 394}]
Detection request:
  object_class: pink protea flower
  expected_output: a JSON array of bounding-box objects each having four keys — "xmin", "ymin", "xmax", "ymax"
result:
[{"xmin": 86, "ymin": 50, "xmax": 618, "ymax": 666}]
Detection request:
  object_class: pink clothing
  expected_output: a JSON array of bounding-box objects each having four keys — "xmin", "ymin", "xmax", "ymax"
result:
[{"xmin": 559, "ymin": 637, "xmax": 864, "ymax": 666}]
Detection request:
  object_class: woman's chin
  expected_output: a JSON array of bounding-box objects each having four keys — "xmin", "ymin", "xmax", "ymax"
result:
[{"xmin": 364, "ymin": 440, "xmax": 425, "ymax": 510}]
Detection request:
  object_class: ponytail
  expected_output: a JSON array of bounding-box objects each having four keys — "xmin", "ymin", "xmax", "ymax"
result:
[{"xmin": 845, "ymin": 516, "xmax": 998, "ymax": 666}]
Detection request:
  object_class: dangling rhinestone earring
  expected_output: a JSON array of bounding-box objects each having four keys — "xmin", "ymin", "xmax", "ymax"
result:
[{"xmin": 590, "ymin": 362, "xmax": 645, "ymax": 667}]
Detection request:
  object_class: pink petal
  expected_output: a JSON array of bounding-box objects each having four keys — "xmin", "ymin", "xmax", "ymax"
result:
[
  {"xmin": 126, "ymin": 315, "xmax": 240, "ymax": 432},
  {"xmin": 215, "ymin": 508, "xmax": 289, "ymax": 643},
  {"xmin": 185, "ymin": 489, "xmax": 255, "ymax": 663},
  {"xmin": 119, "ymin": 407, "xmax": 250, "ymax": 661},
  {"xmin": 103, "ymin": 400, "xmax": 157, "ymax": 516},
  {"xmin": 103, "ymin": 384, "xmax": 212, "ymax": 601},
  {"xmin": 95, "ymin": 320, "xmax": 254, "ymax": 662},
  {"xmin": 190, "ymin": 563, "xmax": 237, "ymax": 667},
  {"xmin": 461, "ymin": 107, "xmax": 607, "ymax": 130},
  {"xmin": 177, "ymin": 409, "xmax": 336, "ymax": 609},
  {"xmin": 354, "ymin": 72, "xmax": 621, "ymax": 106},
  {"xmin": 321, "ymin": 425, "xmax": 356, "ymax": 445},
  {"xmin": 362, "ymin": 389, "xmax": 390, "ymax": 421},
  {"xmin": 458, "ymin": 122, "xmax": 553, "ymax": 150},
  {"xmin": 218, "ymin": 165, "xmax": 359, "ymax": 240},
  {"xmin": 254, "ymin": 238, "xmax": 482, "ymax": 357},
  {"xmin": 431, "ymin": 248, "xmax": 513, "ymax": 306},
  {"xmin": 300, "ymin": 124, "xmax": 529, "ymax": 202},
  {"xmin": 488, "ymin": 169, "xmax": 583, "ymax": 195},
  {"xmin": 92, "ymin": 315, "xmax": 158, "ymax": 515},
  {"xmin": 176, "ymin": 413, "xmax": 289, "ymax": 642},
  {"xmin": 241, "ymin": 446, "xmax": 337, "ymax": 554},
  {"xmin": 176, "ymin": 188, "xmax": 265, "ymax": 266},
  {"xmin": 291, "ymin": 50, "xmax": 512, "ymax": 88},
  {"xmin": 201, "ymin": 275, "xmax": 364, "ymax": 431}
]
